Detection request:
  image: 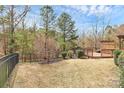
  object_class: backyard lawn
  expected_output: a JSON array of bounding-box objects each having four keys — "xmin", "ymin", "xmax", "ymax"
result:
[{"xmin": 10, "ymin": 58, "xmax": 119, "ymax": 88}]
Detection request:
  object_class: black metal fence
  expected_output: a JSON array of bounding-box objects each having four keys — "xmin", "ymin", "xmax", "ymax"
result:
[
  {"xmin": 0, "ymin": 53, "xmax": 19, "ymax": 88},
  {"xmin": 19, "ymin": 50, "xmax": 59, "ymax": 63}
]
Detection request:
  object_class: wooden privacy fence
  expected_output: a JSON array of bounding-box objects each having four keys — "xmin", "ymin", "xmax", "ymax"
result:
[{"xmin": 0, "ymin": 53, "xmax": 19, "ymax": 87}]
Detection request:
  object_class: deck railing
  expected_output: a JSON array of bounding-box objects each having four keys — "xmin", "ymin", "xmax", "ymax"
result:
[{"xmin": 0, "ymin": 53, "xmax": 19, "ymax": 87}]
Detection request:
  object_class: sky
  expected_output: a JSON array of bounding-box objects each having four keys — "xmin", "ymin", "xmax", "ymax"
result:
[{"xmin": 26, "ymin": 5, "xmax": 124, "ymax": 35}]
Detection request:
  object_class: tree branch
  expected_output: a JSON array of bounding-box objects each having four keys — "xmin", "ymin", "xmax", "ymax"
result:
[{"xmin": 14, "ymin": 6, "xmax": 30, "ymax": 28}]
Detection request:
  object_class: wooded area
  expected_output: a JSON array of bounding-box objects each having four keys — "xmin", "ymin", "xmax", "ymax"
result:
[
  {"xmin": 1, "ymin": 5, "xmax": 124, "ymax": 88},
  {"xmin": 0, "ymin": 5, "xmax": 123, "ymax": 63}
]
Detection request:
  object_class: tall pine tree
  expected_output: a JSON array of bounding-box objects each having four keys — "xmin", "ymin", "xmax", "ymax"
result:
[{"xmin": 57, "ymin": 12, "xmax": 78, "ymax": 52}]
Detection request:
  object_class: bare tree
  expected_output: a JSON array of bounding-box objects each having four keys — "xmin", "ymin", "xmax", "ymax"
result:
[
  {"xmin": 7, "ymin": 5, "xmax": 30, "ymax": 53},
  {"xmin": 0, "ymin": 5, "xmax": 8, "ymax": 55},
  {"xmin": 40, "ymin": 5, "xmax": 56, "ymax": 63},
  {"xmin": 101, "ymin": 11, "xmax": 112, "ymax": 40},
  {"xmin": 91, "ymin": 9, "xmax": 112, "ymax": 50},
  {"xmin": 91, "ymin": 16, "xmax": 99, "ymax": 50}
]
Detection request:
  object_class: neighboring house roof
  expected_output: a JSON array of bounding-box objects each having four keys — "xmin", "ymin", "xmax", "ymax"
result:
[{"xmin": 117, "ymin": 24, "xmax": 124, "ymax": 37}]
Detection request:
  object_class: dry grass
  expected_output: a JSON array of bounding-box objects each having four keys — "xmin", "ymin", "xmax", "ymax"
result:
[{"xmin": 11, "ymin": 58, "xmax": 119, "ymax": 88}]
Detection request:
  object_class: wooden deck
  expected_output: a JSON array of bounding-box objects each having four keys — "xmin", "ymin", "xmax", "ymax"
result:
[{"xmin": 86, "ymin": 52, "xmax": 113, "ymax": 58}]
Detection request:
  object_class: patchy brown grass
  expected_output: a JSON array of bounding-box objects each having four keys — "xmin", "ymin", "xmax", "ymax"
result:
[{"xmin": 11, "ymin": 58, "xmax": 119, "ymax": 88}]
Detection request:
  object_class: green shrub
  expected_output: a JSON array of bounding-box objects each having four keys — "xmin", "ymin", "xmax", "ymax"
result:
[
  {"xmin": 120, "ymin": 66, "xmax": 124, "ymax": 88},
  {"xmin": 115, "ymin": 51, "xmax": 124, "ymax": 88},
  {"xmin": 118, "ymin": 51, "xmax": 124, "ymax": 66},
  {"xmin": 68, "ymin": 50, "xmax": 73, "ymax": 58},
  {"xmin": 117, "ymin": 51, "xmax": 124, "ymax": 87},
  {"xmin": 113, "ymin": 49, "xmax": 122, "ymax": 57},
  {"xmin": 113, "ymin": 50, "xmax": 122, "ymax": 66},
  {"xmin": 77, "ymin": 50, "xmax": 84, "ymax": 58},
  {"xmin": 61, "ymin": 51, "xmax": 67, "ymax": 59}
]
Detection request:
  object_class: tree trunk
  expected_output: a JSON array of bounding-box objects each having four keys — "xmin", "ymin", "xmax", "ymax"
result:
[
  {"xmin": 2, "ymin": 19, "xmax": 7, "ymax": 55},
  {"xmin": 9, "ymin": 5, "xmax": 15, "ymax": 53},
  {"xmin": 63, "ymin": 31, "xmax": 66, "ymax": 51},
  {"xmin": 44, "ymin": 6, "xmax": 49, "ymax": 63}
]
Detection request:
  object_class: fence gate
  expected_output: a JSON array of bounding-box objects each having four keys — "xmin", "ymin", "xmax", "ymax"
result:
[{"xmin": 0, "ymin": 53, "xmax": 19, "ymax": 88}]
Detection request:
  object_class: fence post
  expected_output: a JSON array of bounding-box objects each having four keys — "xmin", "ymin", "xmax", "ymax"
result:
[{"xmin": 29, "ymin": 53, "xmax": 31, "ymax": 63}]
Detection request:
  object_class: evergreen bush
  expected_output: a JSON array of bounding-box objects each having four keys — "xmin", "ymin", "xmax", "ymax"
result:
[
  {"xmin": 61, "ymin": 51, "xmax": 67, "ymax": 59},
  {"xmin": 77, "ymin": 50, "xmax": 84, "ymax": 58},
  {"xmin": 113, "ymin": 49, "xmax": 122, "ymax": 66},
  {"xmin": 118, "ymin": 51, "xmax": 124, "ymax": 87},
  {"xmin": 68, "ymin": 50, "xmax": 73, "ymax": 58}
]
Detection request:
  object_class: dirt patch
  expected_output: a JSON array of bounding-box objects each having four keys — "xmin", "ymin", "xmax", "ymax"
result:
[{"xmin": 11, "ymin": 58, "xmax": 119, "ymax": 88}]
